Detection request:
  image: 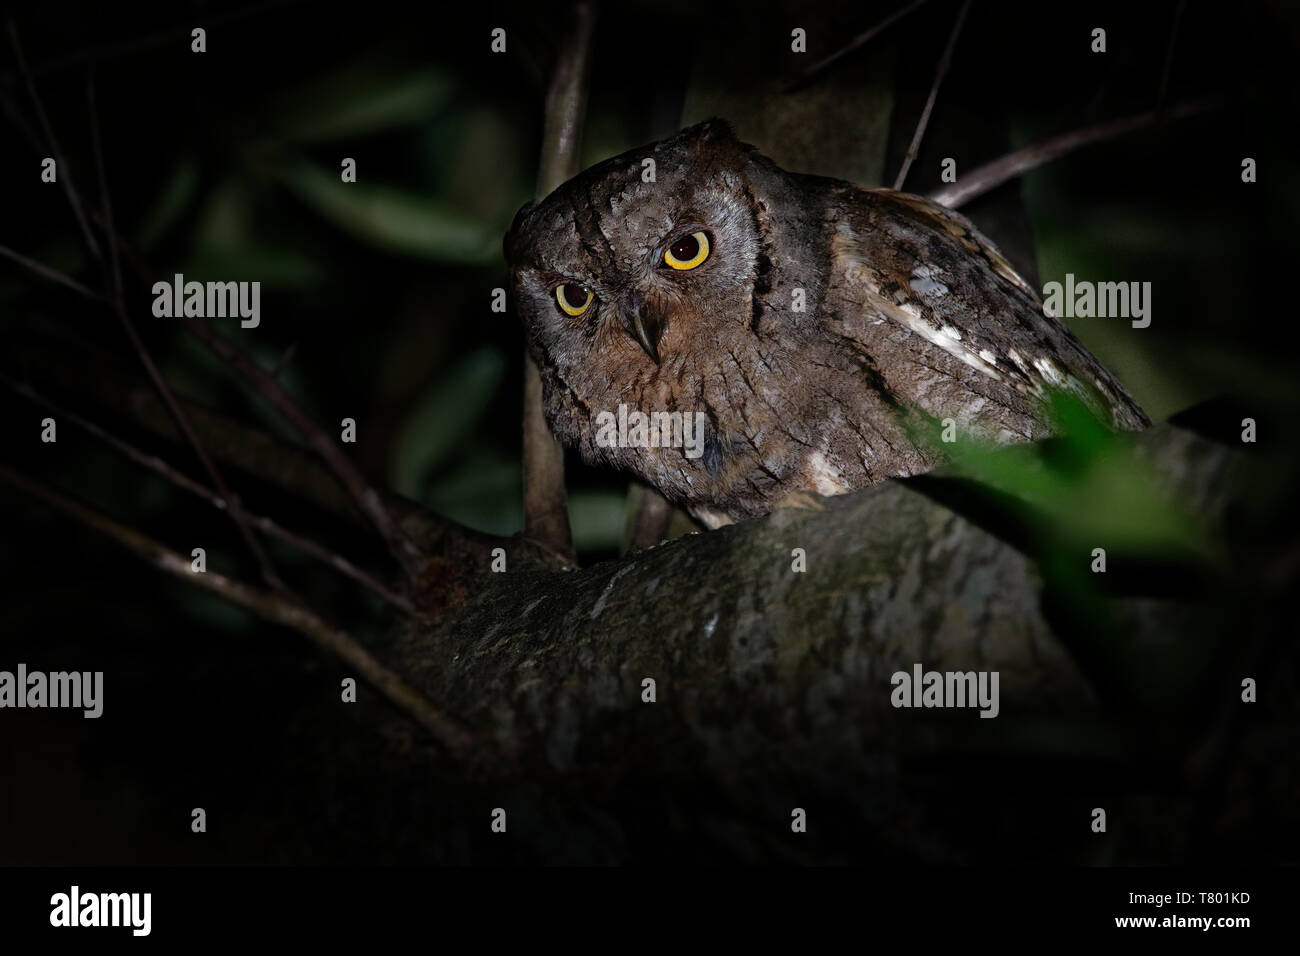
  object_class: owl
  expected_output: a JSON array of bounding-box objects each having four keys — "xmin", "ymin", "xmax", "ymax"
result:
[{"xmin": 504, "ymin": 120, "xmax": 1148, "ymax": 529}]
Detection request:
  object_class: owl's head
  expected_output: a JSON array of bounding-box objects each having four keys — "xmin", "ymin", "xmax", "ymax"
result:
[{"xmin": 504, "ymin": 120, "xmax": 773, "ymax": 425}]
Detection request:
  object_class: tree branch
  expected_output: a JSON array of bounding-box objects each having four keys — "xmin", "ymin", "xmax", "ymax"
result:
[
  {"xmin": 784, "ymin": 0, "xmax": 930, "ymax": 93},
  {"xmin": 927, "ymin": 97, "xmax": 1220, "ymax": 209},
  {"xmin": 521, "ymin": 0, "xmax": 598, "ymax": 564},
  {"xmin": 1156, "ymin": 0, "xmax": 1187, "ymax": 114},
  {"xmin": 1, "ymin": 373, "xmax": 418, "ymax": 616},
  {"xmin": 82, "ymin": 74, "xmax": 291, "ymax": 596},
  {"xmin": 389, "ymin": 421, "xmax": 1261, "ymax": 860},
  {"xmin": 9, "ymin": 328, "xmax": 539, "ymax": 575},
  {"xmin": 893, "ymin": 0, "xmax": 971, "ymax": 191},
  {"xmin": 7, "ymin": 21, "xmax": 101, "ymax": 262},
  {"xmin": 0, "ymin": 462, "xmax": 475, "ymax": 757},
  {"xmin": 181, "ymin": 319, "xmax": 432, "ymax": 590},
  {"xmin": 3, "ymin": 63, "xmax": 430, "ymax": 597},
  {"xmin": 0, "ymin": 243, "xmax": 104, "ymax": 301}
]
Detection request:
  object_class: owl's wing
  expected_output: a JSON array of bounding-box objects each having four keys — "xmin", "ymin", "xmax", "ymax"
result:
[
  {"xmin": 867, "ymin": 190, "xmax": 1042, "ymax": 302},
  {"xmin": 826, "ymin": 186, "xmax": 1149, "ymax": 435}
]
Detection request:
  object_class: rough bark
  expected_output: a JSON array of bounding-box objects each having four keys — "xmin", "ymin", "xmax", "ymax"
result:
[{"xmin": 386, "ymin": 420, "xmax": 1270, "ymax": 862}]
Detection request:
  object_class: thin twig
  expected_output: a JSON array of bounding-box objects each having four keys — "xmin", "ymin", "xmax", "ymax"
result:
[
  {"xmin": 522, "ymin": 0, "xmax": 598, "ymax": 563},
  {"xmin": 0, "ymin": 243, "xmax": 104, "ymax": 300},
  {"xmin": 9, "ymin": 48, "xmax": 455, "ymax": 595},
  {"xmin": 0, "ymin": 462, "xmax": 474, "ymax": 756},
  {"xmin": 0, "ymin": 86, "xmax": 43, "ymax": 154},
  {"xmin": 893, "ymin": 0, "xmax": 971, "ymax": 192},
  {"xmin": 1156, "ymin": 0, "xmax": 1187, "ymax": 114},
  {"xmin": 1, "ymin": 374, "xmax": 418, "ymax": 616},
  {"xmin": 74, "ymin": 157, "xmax": 429, "ymax": 592},
  {"xmin": 3, "ymin": 1, "xmax": 295, "ymax": 79},
  {"xmin": 0, "ymin": 246, "xmax": 491, "ymax": 574},
  {"xmin": 270, "ymin": 341, "xmax": 299, "ymax": 379},
  {"xmin": 81, "ymin": 76, "xmax": 290, "ymax": 596},
  {"xmin": 7, "ymin": 25, "xmax": 289, "ymax": 594},
  {"xmin": 7, "ymin": 21, "xmax": 102, "ymax": 262},
  {"xmin": 182, "ymin": 320, "xmax": 430, "ymax": 587},
  {"xmin": 784, "ymin": 0, "xmax": 931, "ymax": 93},
  {"xmin": 86, "ymin": 70, "xmax": 122, "ymax": 307},
  {"xmin": 927, "ymin": 96, "xmax": 1221, "ymax": 209}
]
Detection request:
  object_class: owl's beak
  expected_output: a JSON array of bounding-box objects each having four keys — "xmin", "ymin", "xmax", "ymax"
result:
[{"xmin": 623, "ymin": 292, "xmax": 663, "ymax": 365}]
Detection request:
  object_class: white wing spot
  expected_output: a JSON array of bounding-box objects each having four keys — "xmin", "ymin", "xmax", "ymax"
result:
[
  {"xmin": 1033, "ymin": 356, "xmax": 1065, "ymax": 385},
  {"xmin": 893, "ymin": 302, "xmax": 1002, "ymax": 381},
  {"xmin": 1007, "ymin": 349, "xmax": 1045, "ymax": 395},
  {"xmin": 910, "ymin": 265, "xmax": 950, "ymax": 297}
]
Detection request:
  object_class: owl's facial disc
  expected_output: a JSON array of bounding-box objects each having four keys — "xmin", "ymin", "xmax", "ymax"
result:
[
  {"xmin": 617, "ymin": 229, "xmax": 712, "ymax": 364},
  {"xmin": 620, "ymin": 288, "xmax": 664, "ymax": 365}
]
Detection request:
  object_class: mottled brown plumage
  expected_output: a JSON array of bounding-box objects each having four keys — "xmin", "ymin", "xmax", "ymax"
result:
[{"xmin": 505, "ymin": 120, "xmax": 1147, "ymax": 528}]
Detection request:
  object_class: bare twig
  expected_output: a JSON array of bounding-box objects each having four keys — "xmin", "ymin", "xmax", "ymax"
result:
[
  {"xmin": 927, "ymin": 97, "xmax": 1220, "ymax": 209},
  {"xmin": 270, "ymin": 341, "xmax": 299, "ymax": 379},
  {"xmin": 14, "ymin": 219, "xmax": 433, "ymax": 587},
  {"xmin": 71, "ymin": 162, "xmax": 430, "ymax": 592},
  {"xmin": 0, "ymin": 85, "xmax": 43, "ymax": 154},
  {"xmin": 182, "ymin": 320, "xmax": 430, "ymax": 587},
  {"xmin": 784, "ymin": 0, "xmax": 931, "ymax": 93},
  {"xmin": 6, "ymin": 27, "xmax": 291, "ymax": 595},
  {"xmin": 86, "ymin": 70, "xmax": 122, "ymax": 307},
  {"xmin": 7, "ymin": 281, "xmax": 515, "ymax": 574},
  {"xmin": 535, "ymin": 2, "xmax": 598, "ymax": 197},
  {"xmin": 893, "ymin": 0, "xmax": 971, "ymax": 192},
  {"xmin": 0, "ymin": 243, "xmax": 104, "ymax": 300},
  {"xmin": 1156, "ymin": 0, "xmax": 1187, "ymax": 114},
  {"xmin": 0, "ymin": 462, "xmax": 474, "ymax": 756},
  {"xmin": 7, "ymin": 21, "xmax": 102, "ymax": 262},
  {"xmin": 81, "ymin": 77, "xmax": 290, "ymax": 596},
  {"xmin": 1, "ymin": 374, "xmax": 418, "ymax": 616},
  {"xmin": 522, "ymin": 0, "xmax": 598, "ymax": 563},
  {"xmin": 2, "ymin": 1, "xmax": 294, "ymax": 79}
]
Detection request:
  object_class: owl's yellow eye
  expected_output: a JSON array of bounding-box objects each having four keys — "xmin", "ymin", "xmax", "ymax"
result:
[
  {"xmin": 663, "ymin": 231, "xmax": 710, "ymax": 270},
  {"xmin": 556, "ymin": 282, "xmax": 593, "ymax": 316}
]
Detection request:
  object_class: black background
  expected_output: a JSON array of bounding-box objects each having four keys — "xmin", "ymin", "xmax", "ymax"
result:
[{"xmin": 1, "ymin": 0, "xmax": 1297, "ymax": 870}]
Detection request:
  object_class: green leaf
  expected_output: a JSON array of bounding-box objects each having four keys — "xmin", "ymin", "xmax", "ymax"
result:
[
  {"xmin": 425, "ymin": 449, "xmax": 522, "ymax": 537},
  {"xmin": 256, "ymin": 63, "xmax": 454, "ymax": 145},
  {"xmin": 391, "ymin": 348, "xmax": 506, "ymax": 496},
  {"xmin": 937, "ymin": 393, "xmax": 1207, "ymax": 558},
  {"xmin": 569, "ymin": 490, "xmax": 629, "ymax": 553},
  {"xmin": 137, "ymin": 157, "xmax": 200, "ymax": 250},
  {"xmin": 278, "ymin": 161, "xmax": 500, "ymax": 263}
]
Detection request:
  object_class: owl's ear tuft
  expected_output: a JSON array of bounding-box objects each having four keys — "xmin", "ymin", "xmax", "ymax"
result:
[
  {"xmin": 681, "ymin": 118, "xmax": 758, "ymax": 166},
  {"xmin": 685, "ymin": 117, "xmax": 739, "ymax": 145},
  {"xmin": 503, "ymin": 201, "xmax": 537, "ymax": 265}
]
